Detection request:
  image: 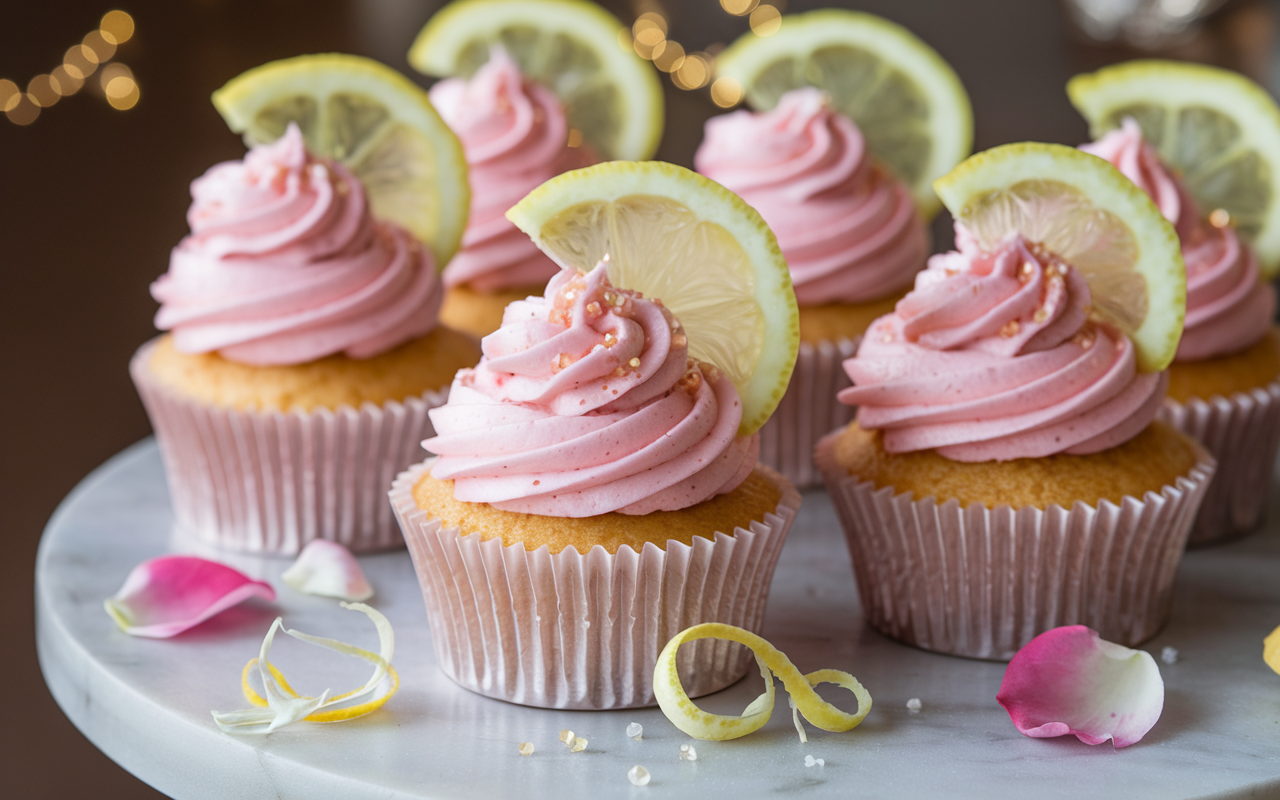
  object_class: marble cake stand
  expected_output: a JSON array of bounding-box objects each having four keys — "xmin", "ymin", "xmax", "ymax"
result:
[{"xmin": 36, "ymin": 440, "xmax": 1280, "ymax": 799}]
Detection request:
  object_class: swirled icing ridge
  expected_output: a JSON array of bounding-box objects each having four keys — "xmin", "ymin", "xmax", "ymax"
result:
[
  {"xmin": 1081, "ymin": 118, "xmax": 1274, "ymax": 361},
  {"xmin": 431, "ymin": 51, "xmax": 596, "ymax": 292},
  {"xmin": 152, "ymin": 124, "xmax": 441, "ymax": 366},
  {"xmin": 839, "ymin": 233, "xmax": 1166, "ymax": 461},
  {"xmin": 696, "ymin": 88, "xmax": 927, "ymax": 306},
  {"xmin": 425, "ymin": 264, "xmax": 757, "ymax": 516}
]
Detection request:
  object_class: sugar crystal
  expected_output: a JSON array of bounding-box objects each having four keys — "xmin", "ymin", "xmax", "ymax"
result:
[
  {"xmin": 559, "ymin": 729, "xmax": 574, "ymax": 744},
  {"xmin": 1162, "ymin": 646, "xmax": 1179, "ymax": 665},
  {"xmin": 518, "ymin": 742, "xmax": 534, "ymax": 756},
  {"xmin": 628, "ymin": 765, "xmax": 651, "ymax": 786},
  {"xmin": 804, "ymin": 755, "xmax": 824, "ymax": 767},
  {"xmin": 626, "ymin": 722, "xmax": 643, "ymax": 740},
  {"xmin": 678, "ymin": 743, "xmax": 697, "ymax": 761},
  {"xmin": 906, "ymin": 698, "xmax": 922, "ymax": 713},
  {"xmin": 570, "ymin": 736, "xmax": 588, "ymax": 752}
]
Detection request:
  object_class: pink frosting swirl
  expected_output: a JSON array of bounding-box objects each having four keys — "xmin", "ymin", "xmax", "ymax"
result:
[
  {"xmin": 152, "ymin": 124, "xmax": 441, "ymax": 366},
  {"xmin": 431, "ymin": 51, "xmax": 597, "ymax": 292},
  {"xmin": 695, "ymin": 88, "xmax": 927, "ymax": 306},
  {"xmin": 839, "ymin": 233, "xmax": 1166, "ymax": 461},
  {"xmin": 1081, "ymin": 118, "xmax": 1274, "ymax": 361},
  {"xmin": 425, "ymin": 264, "xmax": 757, "ymax": 516}
]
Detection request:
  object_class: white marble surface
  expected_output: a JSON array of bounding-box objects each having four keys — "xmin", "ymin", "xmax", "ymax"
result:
[{"xmin": 36, "ymin": 439, "xmax": 1280, "ymax": 799}]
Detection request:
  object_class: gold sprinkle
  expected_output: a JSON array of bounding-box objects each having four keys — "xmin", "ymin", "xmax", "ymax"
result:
[
  {"xmin": 629, "ymin": 357, "xmax": 641, "ymax": 368},
  {"xmin": 1021, "ymin": 261, "xmax": 1036, "ymax": 275},
  {"xmin": 586, "ymin": 301, "xmax": 602, "ymax": 316},
  {"xmin": 1033, "ymin": 309, "xmax": 1049, "ymax": 323},
  {"xmin": 1209, "ymin": 208, "xmax": 1232, "ymax": 228},
  {"xmin": 672, "ymin": 334, "xmax": 688, "ymax": 348},
  {"xmin": 603, "ymin": 332, "xmax": 618, "ymax": 347},
  {"xmin": 1000, "ymin": 320, "xmax": 1021, "ymax": 338}
]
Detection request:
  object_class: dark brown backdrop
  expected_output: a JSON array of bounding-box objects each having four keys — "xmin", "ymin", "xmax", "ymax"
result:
[{"xmin": 1, "ymin": 1, "xmax": 1272, "ymax": 796}]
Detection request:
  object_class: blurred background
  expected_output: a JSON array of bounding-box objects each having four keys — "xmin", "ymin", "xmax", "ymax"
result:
[{"xmin": 2, "ymin": 0, "xmax": 1276, "ymax": 796}]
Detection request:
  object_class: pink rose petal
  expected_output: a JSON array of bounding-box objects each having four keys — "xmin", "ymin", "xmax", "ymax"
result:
[
  {"xmin": 281, "ymin": 540, "xmax": 374, "ymax": 601},
  {"xmin": 104, "ymin": 555, "xmax": 276, "ymax": 638},
  {"xmin": 997, "ymin": 625, "xmax": 1163, "ymax": 748}
]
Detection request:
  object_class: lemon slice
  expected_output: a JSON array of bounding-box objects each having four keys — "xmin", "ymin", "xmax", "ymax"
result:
[
  {"xmin": 408, "ymin": 0, "xmax": 663, "ymax": 161},
  {"xmin": 714, "ymin": 9, "xmax": 972, "ymax": 218},
  {"xmin": 507, "ymin": 161, "xmax": 798, "ymax": 436},
  {"xmin": 212, "ymin": 53, "xmax": 469, "ymax": 269},
  {"xmin": 1067, "ymin": 60, "xmax": 1280, "ymax": 279},
  {"xmin": 653, "ymin": 623, "xmax": 871, "ymax": 742},
  {"xmin": 934, "ymin": 142, "xmax": 1185, "ymax": 373}
]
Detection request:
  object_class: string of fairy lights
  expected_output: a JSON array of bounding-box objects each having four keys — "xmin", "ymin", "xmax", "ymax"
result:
[
  {"xmin": 623, "ymin": 0, "xmax": 787, "ymax": 108},
  {"xmin": 1, "ymin": 10, "xmax": 137, "ymax": 126}
]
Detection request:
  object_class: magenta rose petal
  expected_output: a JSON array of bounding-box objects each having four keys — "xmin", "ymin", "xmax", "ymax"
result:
[
  {"xmin": 104, "ymin": 555, "xmax": 276, "ymax": 638},
  {"xmin": 997, "ymin": 625, "xmax": 1164, "ymax": 748}
]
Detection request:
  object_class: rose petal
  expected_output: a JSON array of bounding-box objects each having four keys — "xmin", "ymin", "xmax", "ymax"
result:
[
  {"xmin": 997, "ymin": 625, "xmax": 1163, "ymax": 748},
  {"xmin": 104, "ymin": 555, "xmax": 276, "ymax": 638},
  {"xmin": 280, "ymin": 540, "xmax": 374, "ymax": 601},
  {"xmin": 1266, "ymin": 626, "xmax": 1280, "ymax": 676}
]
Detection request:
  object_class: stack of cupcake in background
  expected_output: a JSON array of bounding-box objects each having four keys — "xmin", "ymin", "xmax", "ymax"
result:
[
  {"xmin": 391, "ymin": 161, "xmax": 803, "ymax": 708},
  {"xmin": 411, "ymin": 0, "xmax": 664, "ymax": 339},
  {"xmin": 699, "ymin": 10, "xmax": 973, "ymax": 486},
  {"xmin": 1071, "ymin": 60, "xmax": 1280, "ymax": 546},
  {"xmin": 817, "ymin": 142, "xmax": 1216, "ymax": 659},
  {"xmin": 132, "ymin": 54, "xmax": 479, "ymax": 554}
]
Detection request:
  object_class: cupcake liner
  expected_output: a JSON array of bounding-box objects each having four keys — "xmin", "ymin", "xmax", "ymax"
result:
[
  {"xmin": 131, "ymin": 339, "xmax": 449, "ymax": 555},
  {"xmin": 1157, "ymin": 380, "xmax": 1280, "ymax": 546},
  {"xmin": 390, "ymin": 461, "xmax": 800, "ymax": 709},
  {"xmin": 758, "ymin": 337, "xmax": 859, "ymax": 488},
  {"xmin": 815, "ymin": 430, "xmax": 1216, "ymax": 661}
]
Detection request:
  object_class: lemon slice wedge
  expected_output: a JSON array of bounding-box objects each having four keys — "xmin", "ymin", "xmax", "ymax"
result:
[
  {"xmin": 934, "ymin": 142, "xmax": 1185, "ymax": 373},
  {"xmin": 1068, "ymin": 60, "xmax": 1280, "ymax": 278},
  {"xmin": 654, "ymin": 623, "xmax": 872, "ymax": 741},
  {"xmin": 714, "ymin": 9, "xmax": 972, "ymax": 218},
  {"xmin": 507, "ymin": 161, "xmax": 799, "ymax": 436},
  {"xmin": 212, "ymin": 53, "xmax": 469, "ymax": 269},
  {"xmin": 408, "ymin": 0, "xmax": 663, "ymax": 161}
]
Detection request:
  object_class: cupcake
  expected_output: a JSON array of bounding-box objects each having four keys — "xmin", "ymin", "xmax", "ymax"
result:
[
  {"xmin": 133, "ymin": 124, "xmax": 481, "ymax": 554},
  {"xmin": 390, "ymin": 262, "xmax": 799, "ymax": 709},
  {"xmin": 816, "ymin": 143, "xmax": 1216, "ymax": 660},
  {"xmin": 1081, "ymin": 119, "xmax": 1280, "ymax": 545},
  {"xmin": 696, "ymin": 90, "xmax": 931, "ymax": 487},
  {"xmin": 431, "ymin": 50, "xmax": 598, "ymax": 339}
]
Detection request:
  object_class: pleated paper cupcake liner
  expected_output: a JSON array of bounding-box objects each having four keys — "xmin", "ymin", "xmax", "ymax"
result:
[
  {"xmin": 758, "ymin": 337, "xmax": 859, "ymax": 488},
  {"xmin": 815, "ymin": 429, "xmax": 1216, "ymax": 661},
  {"xmin": 1157, "ymin": 380, "xmax": 1280, "ymax": 546},
  {"xmin": 390, "ymin": 460, "xmax": 800, "ymax": 709},
  {"xmin": 131, "ymin": 339, "xmax": 448, "ymax": 555}
]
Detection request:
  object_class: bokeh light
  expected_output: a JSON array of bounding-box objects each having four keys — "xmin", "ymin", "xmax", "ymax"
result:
[
  {"xmin": 50, "ymin": 65, "xmax": 84, "ymax": 96},
  {"xmin": 6, "ymin": 94, "xmax": 40, "ymax": 125},
  {"xmin": 27, "ymin": 75, "xmax": 60, "ymax": 108},
  {"xmin": 101, "ymin": 63, "xmax": 139, "ymax": 110},
  {"xmin": 710, "ymin": 76, "xmax": 744, "ymax": 107},
  {"xmin": 673, "ymin": 53, "xmax": 711, "ymax": 89},
  {"xmin": 750, "ymin": 4, "xmax": 783, "ymax": 36},
  {"xmin": 654, "ymin": 40, "xmax": 685, "ymax": 72},
  {"xmin": 99, "ymin": 10, "xmax": 135, "ymax": 45},
  {"xmin": 720, "ymin": 0, "xmax": 760, "ymax": 16},
  {"xmin": 633, "ymin": 12, "xmax": 667, "ymax": 36},
  {"xmin": 83, "ymin": 30, "xmax": 117, "ymax": 63},
  {"xmin": 64, "ymin": 45, "xmax": 99, "ymax": 78},
  {"xmin": 0, "ymin": 80, "xmax": 20, "ymax": 113}
]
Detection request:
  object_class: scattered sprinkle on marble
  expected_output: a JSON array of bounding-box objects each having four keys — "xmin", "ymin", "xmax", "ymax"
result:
[
  {"xmin": 1162, "ymin": 647, "xmax": 1179, "ymax": 665},
  {"xmin": 570, "ymin": 736, "xmax": 588, "ymax": 752},
  {"xmin": 626, "ymin": 722, "xmax": 643, "ymax": 740},
  {"xmin": 628, "ymin": 765, "xmax": 651, "ymax": 786},
  {"xmin": 679, "ymin": 744, "xmax": 697, "ymax": 761},
  {"xmin": 804, "ymin": 755, "xmax": 825, "ymax": 767},
  {"xmin": 518, "ymin": 742, "xmax": 534, "ymax": 756},
  {"xmin": 906, "ymin": 698, "xmax": 922, "ymax": 713},
  {"xmin": 560, "ymin": 729, "xmax": 574, "ymax": 744}
]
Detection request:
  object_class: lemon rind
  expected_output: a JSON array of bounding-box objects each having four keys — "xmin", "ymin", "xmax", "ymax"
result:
[
  {"xmin": 1068, "ymin": 59, "xmax": 1280, "ymax": 278},
  {"xmin": 715, "ymin": 8, "xmax": 973, "ymax": 219},
  {"xmin": 211, "ymin": 53, "xmax": 470, "ymax": 270},
  {"xmin": 407, "ymin": 0, "xmax": 663, "ymax": 162},
  {"xmin": 507, "ymin": 161, "xmax": 799, "ymax": 436},
  {"xmin": 934, "ymin": 142, "xmax": 1186, "ymax": 373}
]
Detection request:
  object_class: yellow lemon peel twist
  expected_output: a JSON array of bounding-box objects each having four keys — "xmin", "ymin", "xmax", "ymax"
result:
[
  {"xmin": 238, "ymin": 657, "xmax": 400, "ymax": 723},
  {"xmin": 1265, "ymin": 626, "xmax": 1280, "ymax": 676},
  {"xmin": 653, "ymin": 622, "xmax": 872, "ymax": 741}
]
